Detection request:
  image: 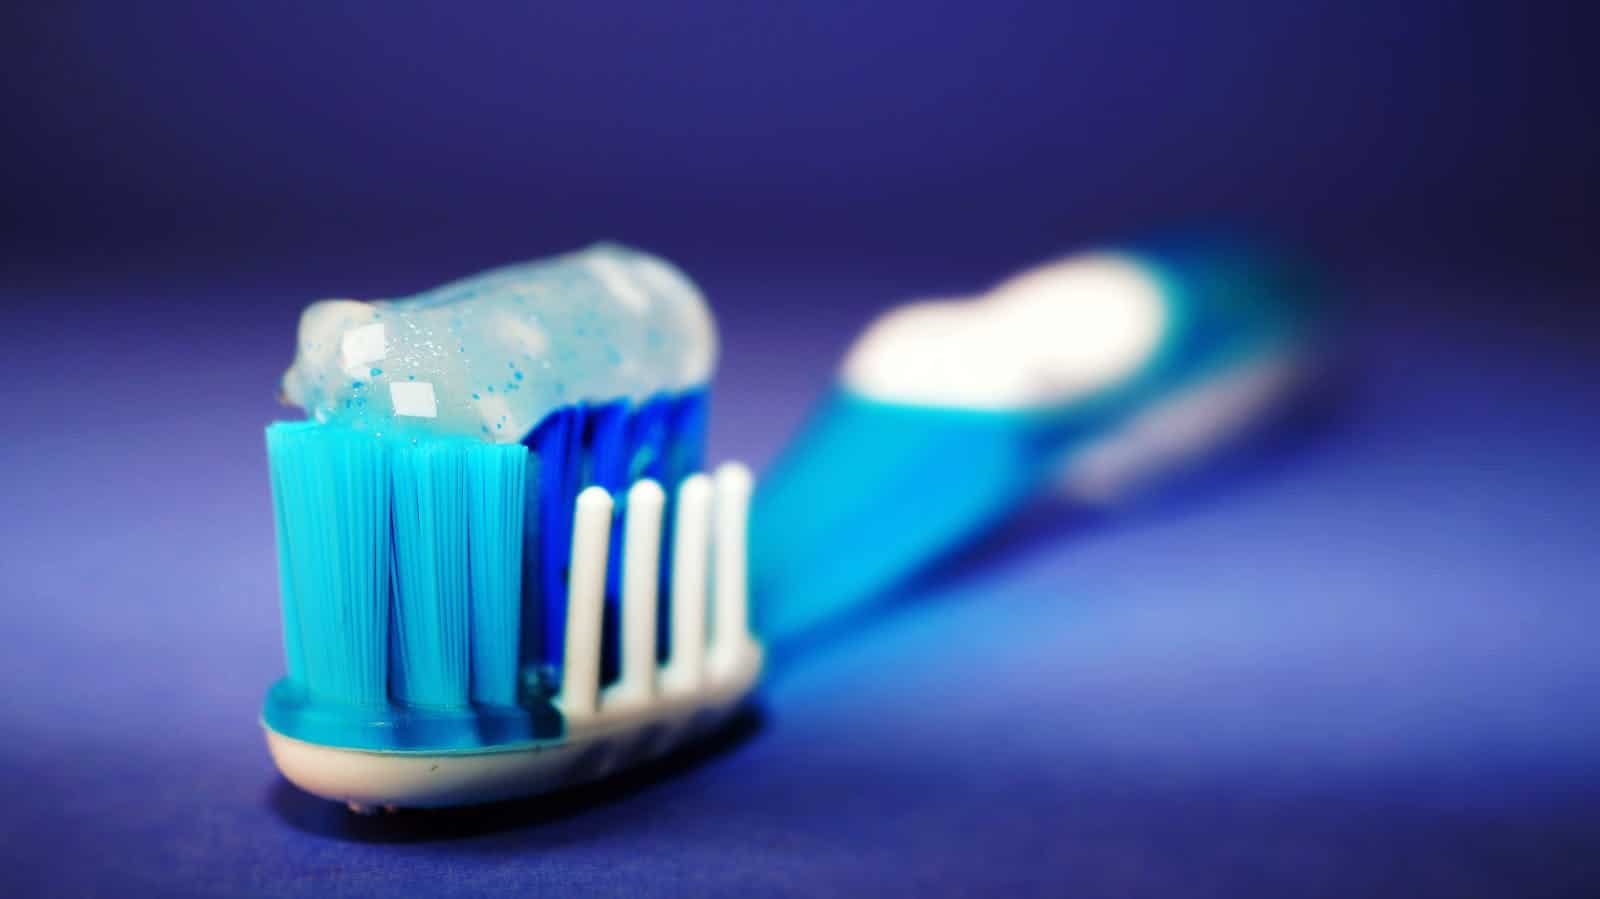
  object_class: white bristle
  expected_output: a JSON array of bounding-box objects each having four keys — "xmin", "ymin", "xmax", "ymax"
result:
[
  {"xmin": 665, "ymin": 473, "xmax": 712, "ymax": 693},
  {"xmin": 612, "ymin": 478, "xmax": 665, "ymax": 706},
  {"xmin": 711, "ymin": 462, "xmax": 755, "ymax": 670},
  {"xmin": 558, "ymin": 485, "xmax": 613, "ymax": 719}
]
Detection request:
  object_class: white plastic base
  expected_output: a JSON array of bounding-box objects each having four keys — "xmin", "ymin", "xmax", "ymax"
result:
[{"xmin": 265, "ymin": 643, "xmax": 762, "ymax": 811}]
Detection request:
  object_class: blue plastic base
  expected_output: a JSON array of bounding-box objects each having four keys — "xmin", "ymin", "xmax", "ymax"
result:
[{"xmin": 261, "ymin": 678, "xmax": 565, "ymax": 753}]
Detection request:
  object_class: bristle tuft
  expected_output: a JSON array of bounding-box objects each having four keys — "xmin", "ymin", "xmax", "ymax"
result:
[
  {"xmin": 266, "ymin": 423, "xmax": 392, "ymax": 705},
  {"xmin": 390, "ymin": 442, "xmax": 472, "ymax": 708},
  {"xmin": 467, "ymin": 443, "xmax": 527, "ymax": 706}
]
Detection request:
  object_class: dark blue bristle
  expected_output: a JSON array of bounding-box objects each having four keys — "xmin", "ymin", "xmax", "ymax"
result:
[
  {"xmin": 519, "ymin": 392, "xmax": 709, "ymax": 680},
  {"xmin": 526, "ymin": 406, "xmax": 582, "ymax": 668},
  {"xmin": 518, "ymin": 452, "xmax": 545, "ymax": 692}
]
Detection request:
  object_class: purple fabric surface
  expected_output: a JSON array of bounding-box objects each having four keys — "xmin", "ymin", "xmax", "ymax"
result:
[{"xmin": 1, "ymin": 260, "xmax": 1597, "ymax": 897}]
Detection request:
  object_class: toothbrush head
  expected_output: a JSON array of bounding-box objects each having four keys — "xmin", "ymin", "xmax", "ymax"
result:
[
  {"xmin": 263, "ymin": 437, "xmax": 761, "ymax": 811},
  {"xmin": 261, "ymin": 246, "xmax": 759, "ymax": 811}
]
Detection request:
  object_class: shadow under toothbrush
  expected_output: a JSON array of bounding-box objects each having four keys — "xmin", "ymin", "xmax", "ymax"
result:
[
  {"xmin": 265, "ymin": 703, "xmax": 768, "ymax": 843},
  {"xmin": 765, "ymin": 370, "xmax": 1352, "ymax": 677}
]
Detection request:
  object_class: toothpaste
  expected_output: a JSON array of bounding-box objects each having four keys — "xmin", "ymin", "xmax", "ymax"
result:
[{"xmin": 281, "ymin": 243, "xmax": 717, "ymax": 442}]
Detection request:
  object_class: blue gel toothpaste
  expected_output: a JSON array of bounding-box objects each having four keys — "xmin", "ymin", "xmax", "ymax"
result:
[{"xmin": 281, "ymin": 241, "xmax": 715, "ymax": 442}]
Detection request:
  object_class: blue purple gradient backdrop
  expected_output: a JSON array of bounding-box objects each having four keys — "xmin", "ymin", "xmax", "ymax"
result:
[{"xmin": 2, "ymin": 3, "xmax": 1598, "ymax": 897}]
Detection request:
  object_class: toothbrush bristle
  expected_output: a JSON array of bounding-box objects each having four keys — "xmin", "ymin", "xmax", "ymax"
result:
[
  {"xmin": 522, "ymin": 392, "xmax": 710, "ymax": 673},
  {"xmin": 390, "ymin": 442, "xmax": 472, "ymax": 707},
  {"xmin": 468, "ymin": 445, "xmax": 528, "ymax": 706},
  {"xmin": 266, "ymin": 423, "xmax": 392, "ymax": 706}
]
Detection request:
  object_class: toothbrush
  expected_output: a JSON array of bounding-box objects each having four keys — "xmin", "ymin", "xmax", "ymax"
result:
[
  {"xmin": 751, "ymin": 239, "xmax": 1321, "ymax": 642},
  {"xmin": 264, "ymin": 245, "xmax": 760, "ymax": 811},
  {"xmin": 262, "ymin": 240, "xmax": 1319, "ymax": 811}
]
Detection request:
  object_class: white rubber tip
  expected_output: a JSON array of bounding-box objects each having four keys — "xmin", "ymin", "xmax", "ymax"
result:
[
  {"xmin": 610, "ymin": 478, "xmax": 665, "ymax": 708},
  {"xmin": 558, "ymin": 485, "xmax": 613, "ymax": 719},
  {"xmin": 664, "ymin": 473, "xmax": 712, "ymax": 694},
  {"xmin": 711, "ymin": 462, "xmax": 756, "ymax": 673}
]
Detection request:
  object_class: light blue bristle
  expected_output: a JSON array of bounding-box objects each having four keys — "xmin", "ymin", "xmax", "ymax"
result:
[
  {"xmin": 265, "ymin": 422, "xmax": 392, "ymax": 706},
  {"xmin": 266, "ymin": 428, "xmax": 306, "ymax": 683},
  {"xmin": 467, "ymin": 443, "xmax": 528, "ymax": 706},
  {"xmin": 390, "ymin": 442, "xmax": 472, "ymax": 707}
]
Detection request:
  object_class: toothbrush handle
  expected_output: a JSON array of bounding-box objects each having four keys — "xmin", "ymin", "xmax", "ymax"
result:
[
  {"xmin": 749, "ymin": 243, "xmax": 1322, "ymax": 645},
  {"xmin": 749, "ymin": 393, "xmax": 1097, "ymax": 644}
]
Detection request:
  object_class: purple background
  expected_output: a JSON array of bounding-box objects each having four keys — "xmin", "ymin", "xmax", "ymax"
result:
[{"xmin": 3, "ymin": 3, "xmax": 1598, "ymax": 896}]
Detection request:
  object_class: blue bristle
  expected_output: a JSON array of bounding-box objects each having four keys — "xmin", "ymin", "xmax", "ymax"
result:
[
  {"xmin": 587, "ymin": 400, "xmax": 632, "ymax": 683},
  {"xmin": 521, "ymin": 392, "xmax": 709, "ymax": 678},
  {"xmin": 527, "ymin": 406, "xmax": 582, "ymax": 667},
  {"xmin": 519, "ymin": 452, "xmax": 545, "ymax": 686},
  {"xmin": 265, "ymin": 422, "xmax": 392, "ymax": 706},
  {"xmin": 389, "ymin": 442, "xmax": 472, "ymax": 707},
  {"xmin": 665, "ymin": 390, "xmax": 709, "ymax": 484},
  {"xmin": 587, "ymin": 400, "xmax": 633, "ymax": 489},
  {"xmin": 266, "ymin": 428, "xmax": 307, "ymax": 683},
  {"xmin": 467, "ymin": 442, "xmax": 528, "ymax": 706},
  {"xmin": 626, "ymin": 394, "xmax": 672, "ymax": 483}
]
